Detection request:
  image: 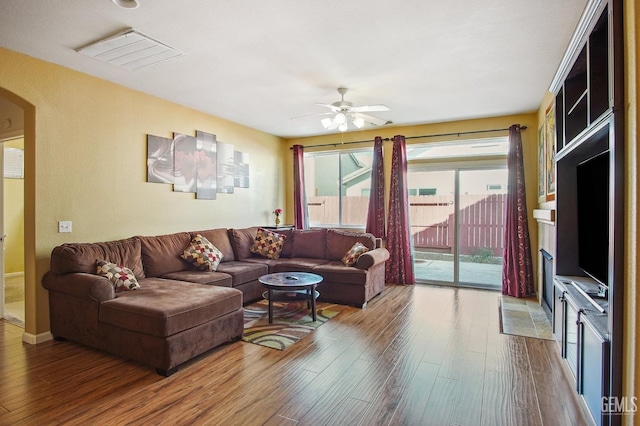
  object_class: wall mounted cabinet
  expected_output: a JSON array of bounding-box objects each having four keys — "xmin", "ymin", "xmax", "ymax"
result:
[
  {"xmin": 550, "ymin": 0, "xmax": 624, "ymax": 425},
  {"xmin": 555, "ymin": 7, "xmax": 611, "ymax": 151}
]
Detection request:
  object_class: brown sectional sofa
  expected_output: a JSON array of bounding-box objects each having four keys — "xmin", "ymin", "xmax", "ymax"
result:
[{"xmin": 42, "ymin": 227, "xmax": 389, "ymax": 376}]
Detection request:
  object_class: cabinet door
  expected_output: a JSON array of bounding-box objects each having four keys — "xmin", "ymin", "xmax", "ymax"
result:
[
  {"xmin": 565, "ymin": 301, "xmax": 580, "ymax": 381},
  {"xmin": 580, "ymin": 316, "xmax": 610, "ymax": 426}
]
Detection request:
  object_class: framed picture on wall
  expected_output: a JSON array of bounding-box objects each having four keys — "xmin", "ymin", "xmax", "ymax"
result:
[
  {"xmin": 545, "ymin": 104, "xmax": 556, "ymax": 201},
  {"xmin": 538, "ymin": 124, "xmax": 546, "ymax": 202}
]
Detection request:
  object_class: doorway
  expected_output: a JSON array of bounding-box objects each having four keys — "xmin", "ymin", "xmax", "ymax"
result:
[
  {"xmin": 0, "ymin": 96, "xmax": 26, "ymax": 327},
  {"xmin": 407, "ymin": 138, "xmax": 508, "ymax": 290}
]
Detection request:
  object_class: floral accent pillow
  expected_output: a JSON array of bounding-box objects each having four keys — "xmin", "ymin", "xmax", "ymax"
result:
[
  {"xmin": 341, "ymin": 242, "xmax": 370, "ymax": 267},
  {"xmin": 250, "ymin": 228, "xmax": 286, "ymax": 259},
  {"xmin": 96, "ymin": 260, "xmax": 141, "ymax": 292},
  {"xmin": 181, "ymin": 234, "xmax": 224, "ymax": 271}
]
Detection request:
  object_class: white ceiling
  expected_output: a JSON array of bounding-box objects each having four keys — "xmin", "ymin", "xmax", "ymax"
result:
[{"xmin": 0, "ymin": 0, "xmax": 588, "ymax": 139}]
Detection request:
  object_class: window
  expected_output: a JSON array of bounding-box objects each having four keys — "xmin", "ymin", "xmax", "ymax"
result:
[
  {"xmin": 409, "ymin": 188, "xmax": 437, "ymax": 196},
  {"xmin": 4, "ymin": 147, "xmax": 24, "ymax": 179},
  {"xmin": 486, "ymin": 184, "xmax": 506, "ymax": 192},
  {"xmin": 304, "ymin": 149, "xmax": 373, "ymax": 227}
]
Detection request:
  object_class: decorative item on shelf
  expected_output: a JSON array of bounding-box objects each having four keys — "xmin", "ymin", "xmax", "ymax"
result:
[{"xmin": 273, "ymin": 208, "xmax": 282, "ymax": 227}]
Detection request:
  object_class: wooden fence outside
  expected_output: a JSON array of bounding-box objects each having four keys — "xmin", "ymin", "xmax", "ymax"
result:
[{"xmin": 308, "ymin": 194, "xmax": 506, "ymax": 256}]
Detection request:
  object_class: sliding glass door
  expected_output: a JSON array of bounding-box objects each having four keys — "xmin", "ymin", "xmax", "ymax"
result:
[
  {"xmin": 406, "ymin": 138, "xmax": 508, "ymax": 289},
  {"xmin": 409, "ymin": 170, "xmax": 456, "ymax": 283},
  {"xmin": 457, "ymin": 169, "xmax": 506, "ymax": 289}
]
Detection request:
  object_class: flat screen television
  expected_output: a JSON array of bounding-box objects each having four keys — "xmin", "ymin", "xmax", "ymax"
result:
[{"xmin": 576, "ymin": 150, "xmax": 609, "ymax": 286}]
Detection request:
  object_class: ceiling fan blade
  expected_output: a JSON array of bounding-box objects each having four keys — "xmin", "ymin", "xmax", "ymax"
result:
[
  {"xmin": 354, "ymin": 112, "xmax": 390, "ymax": 126},
  {"xmin": 351, "ymin": 104, "xmax": 390, "ymax": 113},
  {"xmin": 290, "ymin": 111, "xmax": 335, "ymax": 120},
  {"xmin": 314, "ymin": 103, "xmax": 341, "ymax": 112}
]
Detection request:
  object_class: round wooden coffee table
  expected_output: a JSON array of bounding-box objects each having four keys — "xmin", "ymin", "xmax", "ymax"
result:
[{"xmin": 259, "ymin": 272, "xmax": 323, "ymax": 324}]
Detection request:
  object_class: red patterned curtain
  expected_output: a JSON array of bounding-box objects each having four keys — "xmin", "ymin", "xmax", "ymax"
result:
[
  {"xmin": 365, "ymin": 136, "xmax": 385, "ymax": 238},
  {"xmin": 292, "ymin": 144, "xmax": 309, "ymax": 230},
  {"xmin": 385, "ymin": 135, "xmax": 415, "ymax": 285},
  {"xmin": 502, "ymin": 125, "xmax": 534, "ymax": 297}
]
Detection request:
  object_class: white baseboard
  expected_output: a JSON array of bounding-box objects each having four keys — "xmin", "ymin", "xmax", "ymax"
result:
[{"xmin": 22, "ymin": 331, "xmax": 53, "ymax": 345}]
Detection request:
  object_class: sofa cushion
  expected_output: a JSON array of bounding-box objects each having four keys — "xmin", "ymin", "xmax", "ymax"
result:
[
  {"xmin": 160, "ymin": 270, "xmax": 232, "ymax": 287},
  {"xmin": 292, "ymin": 229, "xmax": 327, "ymax": 259},
  {"xmin": 189, "ymin": 228, "xmax": 235, "ymax": 262},
  {"xmin": 277, "ymin": 228, "xmax": 294, "ymax": 258},
  {"xmin": 229, "ymin": 227, "xmax": 259, "ymax": 260},
  {"xmin": 181, "ymin": 234, "xmax": 223, "ymax": 271},
  {"xmin": 215, "ymin": 261, "xmax": 268, "ymax": 286},
  {"xmin": 96, "ymin": 260, "xmax": 141, "ymax": 292},
  {"xmin": 326, "ymin": 229, "xmax": 376, "ymax": 261},
  {"xmin": 99, "ymin": 278, "xmax": 242, "ymax": 337},
  {"xmin": 341, "ymin": 242, "xmax": 370, "ymax": 267},
  {"xmin": 241, "ymin": 257, "xmax": 280, "ymax": 273},
  {"xmin": 50, "ymin": 237, "xmax": 145, "ymax": 279},
  {"xmin": 250, "ymin": 228, "xmax": 286, "ymax": 259},
  {"xmin": 312, "ymin": 261, "xmax": 369, "ymax": 285},
  {"xmin": 273, "ymin": 258, "xmax": 330, "ymax": 273},
  {"xmin": 138, "ymin": 232, "xmax": 192, "ymax": 277}
]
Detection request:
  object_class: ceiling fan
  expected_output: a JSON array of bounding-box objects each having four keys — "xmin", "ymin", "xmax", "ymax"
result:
[{"xmin": 294, "ymin": 87, "xmax": 391, "ymax": 132}]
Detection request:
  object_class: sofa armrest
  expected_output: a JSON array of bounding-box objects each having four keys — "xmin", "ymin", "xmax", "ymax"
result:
[
  {"xmin": 42, "ymin": 271, "xmax": 115, "ymax": 303},
  {"xmin": 355, "ymin": 247, "xmax": 390, "ymax": 270}
]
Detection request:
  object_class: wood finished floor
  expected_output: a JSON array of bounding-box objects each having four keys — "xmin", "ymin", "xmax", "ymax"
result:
[{"xmin": 0, "ymin": 284, "xmax": 589, "ymax": 426}]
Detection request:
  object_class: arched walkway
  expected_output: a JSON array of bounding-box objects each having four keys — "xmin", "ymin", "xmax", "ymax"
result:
[{"xmin": 0, "ymin": 87, "xmax": 37, "ymax": 342}]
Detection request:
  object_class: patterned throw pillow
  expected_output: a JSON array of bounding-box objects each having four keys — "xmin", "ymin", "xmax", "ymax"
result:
[
  {"xmin": 181, "ymin": 234, "xmax": 223, "ymax": 271},
  {"xmin": 341, "ymin": 242, "xmax": 370, "ymax": 267},
  {"xmin": 250, "ymin": 228, "xmax": 286, "ymax": 259},
  {"xmin": 96, "ymin": 260, "xmax": 141, "ymax": 292}
]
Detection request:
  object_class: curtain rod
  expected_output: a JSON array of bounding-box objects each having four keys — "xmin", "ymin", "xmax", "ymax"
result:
[{"xmin": 289, "ymin": 125, "xmax": 527, "ymax": 150}]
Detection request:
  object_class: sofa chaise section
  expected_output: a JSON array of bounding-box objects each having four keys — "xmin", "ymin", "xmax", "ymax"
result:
[{"xmin": 42, "ymin": 236, "xmax": 244, "ymax": 376}]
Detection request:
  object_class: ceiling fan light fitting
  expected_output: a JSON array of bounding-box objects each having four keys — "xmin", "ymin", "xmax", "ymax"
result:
[
  {"xmin": 352, "ymin": 116, "xmax": 365, "ymax": 128},
  {"xmin": 320, "ymin": 118, "xmax": 333, "ymax": 129},
  {"xmin": 338, "ymin": 122, "xmax": 348, "ymax": 132},
  {"xmin": 334, "ymin": 113, "xmax": 346, "ymax": 125},
  {"xmin": 112, "ymin": 0, "xmax": 140, "ymax": 9}
]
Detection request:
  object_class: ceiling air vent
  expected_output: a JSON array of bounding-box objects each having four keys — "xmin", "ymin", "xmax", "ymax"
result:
[{"xmin": 76, "ymin": 28, "xmax": 184, "ymax": 71}]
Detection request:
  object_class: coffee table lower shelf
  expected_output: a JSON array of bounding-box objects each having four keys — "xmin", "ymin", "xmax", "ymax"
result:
[{"xmin": 262, "ymin": 289, "xmax": 320, "ymax": 323}]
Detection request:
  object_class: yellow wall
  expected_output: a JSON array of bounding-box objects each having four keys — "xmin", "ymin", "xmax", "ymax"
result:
[
  {"xmin": 284, "ymin": 112, "xmax": 540, "ymax": 274},
  {"xmin": 0, "ymin": 47, "xmax": 285, "ymax": 336},
  {"xmin": 623, "ymin": 0, "xmax": 639, "ymax": 421},
  {"xmin": 3, "ymin": 137, "xmax": 25, "ymax": 274}
]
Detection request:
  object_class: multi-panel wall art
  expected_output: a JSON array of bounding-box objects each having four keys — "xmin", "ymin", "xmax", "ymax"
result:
[{"xmin": 146, "ymin": 131, "xmax": 249, "ymax": 200}]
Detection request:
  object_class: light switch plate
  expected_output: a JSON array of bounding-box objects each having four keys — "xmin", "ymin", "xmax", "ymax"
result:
[{"xmin": 58, "ymin": 221, "xmax": 72, "ymax": 233}]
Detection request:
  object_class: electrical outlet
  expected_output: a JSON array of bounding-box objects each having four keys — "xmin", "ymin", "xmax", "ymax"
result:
[{"xmin": 58, "ymin": 221, "xmax": 72, "ymax": 233}]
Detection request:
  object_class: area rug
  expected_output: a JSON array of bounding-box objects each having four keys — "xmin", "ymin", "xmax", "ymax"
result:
[
  {"xmin": 242, "ymin": 300, "xmax": 344, "ymax": 350},
  {"xmin": 499, "ymin": 295, "xmax": 554, "ymax": 340}
]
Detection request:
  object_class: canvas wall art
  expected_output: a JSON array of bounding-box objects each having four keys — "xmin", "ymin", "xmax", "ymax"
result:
[
  {"xmin": 216, "ymin": 141, "xmax": 235, "ymax": 194},
  {"xmin": 234, "ymin": 151, "xmax": 249, "ymax": 188},
  {"xmin": 196, "ymin": 130, "xmax": 217, "ymax": 200},
  {"xmin": 173, "ymin": 133, "xmax": 197, "ymax": 193},
  {"xmin": 147, "ymin": 135, "xmax": 174, "ymax": 184},
  {"xmin": 146, "ymin": 130, "xmax": 249, "ymax": 200}
]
